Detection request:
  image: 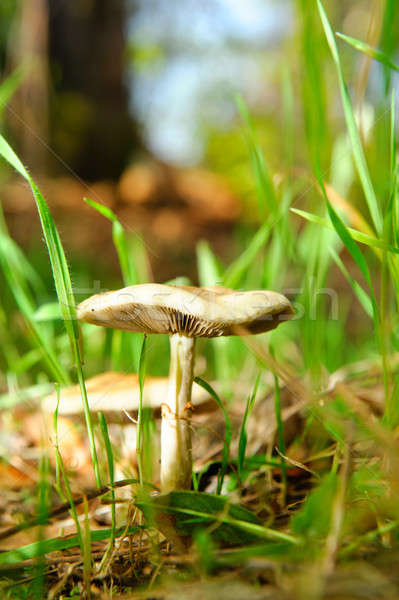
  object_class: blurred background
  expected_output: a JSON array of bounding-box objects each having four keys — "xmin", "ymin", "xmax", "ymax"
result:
[{"xmin": 0, "ymin": 0, "xmax": 396, "ymax": 284}]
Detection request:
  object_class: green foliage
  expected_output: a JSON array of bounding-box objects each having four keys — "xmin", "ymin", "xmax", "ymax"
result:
[
  {"xmin": 0, "ymin": 229, "xmax": 69, "ymax": 383},
  {"xmin": 98, "ymin": 412, "xmax": 116, "ymax": 564},
  {"xmin": 137, "ymin": 490, "xmax": 298, "ymax": 545},
  {"xmin": 291, "ymin": 208, "xmax": 399, "ymax": 255},
  {"xmin": 291, "ymin": 471, "xmax": 338, "ymax": 543},
  {"xmin": 336, "ymin": 32, "xmax": 399, "ymax": 72},
  {"xmin": 379, "ymin": 0, "xmax": 399, "ymax": 94},
  {"xmin": 1, "ymin": 1, "xmax": 399, "ymax": 594},
  {"xmin": 136, "ymin": 334, "xmax": 148, "ymax": 487},
  {"xmin": 297, "ymin": 0, "xmax": 329, "ymax": 170},
  {"xmin": 272, "ymin": 364, "xmax": 287, "ymax": 493},
  {"xmin": 0, "ymin": 526, "xmax": 141, "ymax": 565},
  {"xmin": 317, "ymin": 0, "xmax": 382, "ymax": 234},
  {"xmin": 238, "ymin": 374, "xmax": 260, "ymax": 481},
  {"xmin": 84, "ymin": 197, "xmax": 147, "ymax": 371},
  {"xmin": 194, "ymin": 377, "xmax": 232, "ymax": 494},
  {"xmin": 0, "ymin": 136, "xmax": 101, "ymax": 486},
  {"xmin": 235, "ymin": 94, "xmax": 276, "ymax": 218}
]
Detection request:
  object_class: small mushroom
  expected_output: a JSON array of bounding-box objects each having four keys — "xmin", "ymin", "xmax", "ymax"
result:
[
  {"xmin": 42, "ymin": 372, "xmax": 213, "ymax": 416},
  {"xmin": 77, "ymin": 284, "xmax": 294, "ymax": 492},
  {"xmin": 42, "ymin": 371, "xmax": 214, "ymax": 485}
]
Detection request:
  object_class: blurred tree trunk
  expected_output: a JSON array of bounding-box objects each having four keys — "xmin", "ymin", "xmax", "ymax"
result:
[
  {"xmin": 7, "ymin": 0, "xmax": 49, "ymax": 173},
  {"xmin": 48, "ymin": 0, "xmax": 139, "ymax": 180}
]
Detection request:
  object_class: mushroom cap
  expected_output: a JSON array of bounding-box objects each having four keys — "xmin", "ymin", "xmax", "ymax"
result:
[
  {"xmin": 77, "ymin": 284, "xmax": 294, "ymax": 337},
  {"xmin": 42, "ymin": 372, "xmax": 213, "ymax": 415}
]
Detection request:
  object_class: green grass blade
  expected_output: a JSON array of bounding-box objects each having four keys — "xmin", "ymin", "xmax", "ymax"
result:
[
  {"xmin": 55, "ymin": 447, "xmax": 84, "ymax": 555},
  {"xmin": 272, "ymin": 364, "xmax": 287, "ymax": 496},
  {"xmin": 0, "ymin": 134, "xmax": 101, "ymax": 486},
  {"xmin": 339, "ymin": 519, "xmax": 399, "ymax": 559},
  {"xmin": 290, "ymin": 208, "xmax": 399, "ymax": 255},
  {"xmin": 238, "ymin": 374, "xmax": 260, "ymax": 480},
  {"xmin": 330, "ymin": 248, "xmax": 373, "ymax": 318},
  {"xmin": 223, "ymin": 220, "xmax": 272, "ymax": 289},
  {"xmin": 383, "ymin": 377, "xmax": 399, "ymax": 428},
  {"xmin": 53, "ymin": 385, "xmax": 66, "ymax": 502},
  {"xmin": 297, "ymin": 0, "xmax": 329, "ymax": 170},
  {"xmin": 82, "ymin": 495, "xmax": 92, "ymax": 595},
  {"xmin": 196, "ymin": 240, "xmax": 222, "ymax": 286},
  {"xmin": 34, "ymin": 449, "xmax": 50, "ymax": 599},
  {"xmin": 0, "ymin": 206, "xmax": 47, "ymax": 297},
  {"xmin": 390, "ymin": 90, "xmax": 396, "ymax": 181},
  {"xmin": 54, "ymin": 400, "xmax": 83, "ymax": 554},
  {"xmin": 0, "ymin": 300, "xmax": 22, "ymax": 374},
  {"xmin": 315, "ymin": 174, "xmax": 379, "ymax": 329},
  {"xmin": 33, "ymin": 302, "xmax": 62, "ymax": 322},
  {"xmin": 196, "ymin": 240, "xmax": 232, "ymax": 391},
  {"xmin": 0, "ymin": 233, "xmax": 69, "ymax": 383},
  {"xmin": 98, "ymin": 413, "xmax": 115, "ymax": 491},
  {"xmin": 0, "ymin": 526, "xmax": 141, "ymax": 565},
  {"xmin": 317, "ymin": 0, "xmax": 382, "ymax": 234},
  {"xmin": 84, "ymin": 196, "xmax": 144, "ymax": 371},
  {"xmin": 235, "ymin": 94, "xmax": 277, "ymax": 218},
  {"xmin": 0, "ymin": 64, "xmax": 27, "ymax": 117},
  {"xmin": 98, "ymin": 412, "xmax": 116, "ymax": 562},
  {"xmin": 379, "ymin": 0, "xmax": 399, "ymax": 94},
  {"xmin": 336, "ymin": 32, "xmax": 399, "ymax": 72},
  {"xmin": 194, "ymin": 377, "xmax": 232, "ymax": 494},
  {"xmin": 291, "ymin": 471, "xmax": 338, "ymax": 542},
  {"xmin": 281, "ymin": 66, "xmax": 294, "ymax": 170},
  {"xmin": 326, "ymin": 201, "xmax": 374, "ymax": 293},
  {"xmin": 84, "ymin": 197, "xmax": 139, "ymax": 286},
  {"xmin": 136, "ymin": 335, "xmax": 147, "ymax": 487},
  {"xmin": 141, "ymin": 492, "xmax": 300, "ymax": 544}
]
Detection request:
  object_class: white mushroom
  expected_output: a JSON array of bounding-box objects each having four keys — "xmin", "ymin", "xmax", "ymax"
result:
[
  {"xmin": 77, "ymin": 284, "xmax": 294, "ymax": 492},
  {"xmin": 42, "ymin": 371, "xmax": 212, "ymax": 415}
]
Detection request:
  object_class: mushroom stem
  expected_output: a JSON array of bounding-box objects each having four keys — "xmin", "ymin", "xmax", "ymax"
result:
[{"xmin": 161, "ymin": 333, "xmax": 195, "ymax": 492}]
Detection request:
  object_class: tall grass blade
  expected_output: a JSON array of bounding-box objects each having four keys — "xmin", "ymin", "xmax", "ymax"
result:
[
  {"xmin": 84, "ymin": 198, "xmax": 139, "ymax": 285},
  {"xmin": 34, "ymin": 449, "xmax": 50, "ymax": 600},
  {"xmin": 273, "ymin": 369, "xmax": 287, "ymax": 497},
  {"xmin": 297, "ymin": 0, "xmax": 329, "ymax": 170},
  {"xmin": 317, "ymin": 0, "xmax": 382, "ymax": 234},
  {"xmin": 98, "ymin": 412, "xmax": 116, "ymax": 571},
  {"xmin": 336, "ymin": 32, "xmax": 399, "ymax": 72},
  {"xmin": 195, "ymin": 377, "xmax": 232, "ymax": 494},
  {"xmin": 0, "ymin": 526, "xmax": 141, "ymax": 565},
  {"xmin": 84, "ymin": 197, "xmax": 144, "ymax": 371},
  {"xmin": 0, "ymin": 134, "xmax": 101, "ymax": 486},
  {"xmin": 55, "ymin": 446, "xmax": 84, "ymax": 555},
  {"xmin": 0, "ymin": 205, "xmax": 47, "ymax": 296},
  {"xmin": 53, "ymin": 385, "xmax": 66, "ymax": 502},
  {"xmin": 235, "ymin": 94, "xmax": 276, "ymax": 218},
  {"xmin": 82, "ymin": 495, "xmax": 92, "ymax": 597},
  {"xmin": 290, "ymin": 208, "xmax": 398, "ymax": 255},
  {"xmin": 281, "ymin": 66, "xmax": 294, "ymax": 170},
  {"xmin": 196, "ymin": 240, "xmax": 222, "ymax": 286},
  {"xmin": 223, "ymin": 220, "xmax": 272, "ymax": 289},
  {"xmin": 379, "ymin": 0, "xmax": 399, "ymax": 94},
  {"xmin": 197, "ymin": 240, "xmax": 232, "ymax": 391},
  {"xmin": 136, "ymin": 335, "xmax": 147, "ymax": 487},
  {"xmin": 0, "ymin": 232, "xmax": 69, "ymax": 383},
  {"xmin": 238, "ymin": 373, "xmax": 260, "ymax": 481},
  {"xmin": 330, "ymin": 248, "xmax": 373, "ymax": 318},
  {"xmin": 315, "ymin": 172, "xmax": 379, "ymax": 331}
]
